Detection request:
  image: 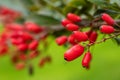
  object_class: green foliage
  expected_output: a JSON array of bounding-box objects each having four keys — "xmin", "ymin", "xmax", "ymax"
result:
[{"xmin": 27, "ymin": 14, "xmax": 60, "ymax": 26}]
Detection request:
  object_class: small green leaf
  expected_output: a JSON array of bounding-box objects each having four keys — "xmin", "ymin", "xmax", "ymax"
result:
[
  {"xmin": 27, "ymin": 14, "xmax": 60, "ymax": 26},
  {"xmin": 114, "ymin": 38, "xmax": 120, "ymax": 46},
  {"xmin": 94, "ymin": 9, "xmax": 120, "ymax": 17},
  {"xmin": 87, "ymin": 0, "xmax": 110, "ymax": 6}
]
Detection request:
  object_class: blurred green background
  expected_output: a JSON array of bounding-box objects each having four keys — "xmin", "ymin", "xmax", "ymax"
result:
[{"xmin": 0, "ymin": 37, "xmax": 120, "ymax": 80}]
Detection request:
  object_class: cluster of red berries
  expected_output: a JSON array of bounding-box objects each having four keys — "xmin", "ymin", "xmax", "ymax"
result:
[
  {"xmin": 56, "ymin": 13, "xmax": 116, "ymax": 69},
  {"xmin": 0, "ymin": 22, "xmax": 51, "ymax": 70},
  {"xmin": 0, "ymin": 6, "xmax": 21, "ymax": 23}
]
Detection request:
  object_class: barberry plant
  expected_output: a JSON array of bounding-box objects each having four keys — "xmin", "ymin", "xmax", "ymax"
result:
[
  {"xmin": 1, "ymin": 0, "xmax": 120, "ymax": 77},
  {"xmin": 56, "ymin": 12, "xmax": 120, "ymax": 69}
]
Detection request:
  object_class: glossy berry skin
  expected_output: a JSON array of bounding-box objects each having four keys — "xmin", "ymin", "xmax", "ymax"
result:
[
  {"xmin": 64, "ymin": 44, "xmax": 84, "ymax": 61},
  {"xmin": 67, "ymin": 13, "xmax": 81, "ymax": 22},
  {"xmin": 73, "ymin": 31, "xmax": 88, "ymax": 42},
  {"xmin": 68, "ymin": 34, "xmax": 77, "ymax": 45},
  {"xmin": 101, "ymin": 13, "xmax": 115, "ymax": 25},
  {"xmin": 17, "ymin": 43, "xmax": 28, "ymax": 51},
  {"xmin": 100, "ymin": 25, "xmax": 115, "ymax": 34},
  {"xmin": 66, "ymin": 23, "xmax": 79, "ymax": 31},
  {"xmin": 82, "ymin": 52, "xmax": 92, "ymax": 68},
  {"xmin": 25, "ymin": 22, "xmax": 43, "ymax": 33},
  {"xmin": 28, "ymin": 40, "xmax": 39, "ymax": 50},
  {"xmin": 20, "ymin": 32, "xmax": 33, "ymax": 41},
  {"xmin": 11, "ymin": 38, "xmax": 24, "ymax": 45},
  {"xmin": 61, "ymin": 19, "xmax": 72, "ymax": 27},
  {"xmin": 89, "ymin": 31, "xmax": 98, "ymax": 43},
  {"xmin": 56, "ymin": 36, "xmax": 67, "ymax": 46}
]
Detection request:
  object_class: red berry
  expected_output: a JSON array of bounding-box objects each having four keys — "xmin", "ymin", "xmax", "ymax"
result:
[
  {"xmin": 85, "ymin": 30, "xmax": 93, "ymax": 38},
  {"xmin": 66, "ymin": 23, "xmax": 79, "ymax": 31},
  {"xmin": 73, "ymin": 31, "xmax": 88, "ymax": 42},
  {"xmin": 17, "ymin": 43, "xmax": 28, "ymax": 51},
  {"xmin": 0, "ymin": 46, "xmax": 8, "ymax": 55},
  {"xmin": 11, "ymin": 38, "xmax": 24, "ymax": 45},
  {"xmin": 29, "ymin": 50, "xmax": 39, "ymax": 59},
  {"xmin": 5, "ymin": 23, "xmax": 24, "ymax": 31},
  {"xmin": 101, "ymin": 13, "xmax": 115, "ymax": 25},
  {"xmin": 11, "ymin": 55, "xmax": 18, "ymax": 63},
  {"xmin": 29, "ymin": 40, "xmax": 39, "ymax": 50},
  {"xmin": 19, "ymin": 53, "xmax": 27, "ymax": 61},
  {"xmin": 10, "ymin": 32, "xmax": 20, "ymax": 38},
  {"xmin": 56, "ymin": 36, "xmax": 67, "ymax": 46},
  {"xmin": 45, "ymin": 56, "xmax": 52, "ymax": 63},
  {"xmin": 67, "ymin": 13, "xmax": 81, "ymax": 22},
  {"xmin": 39, "ymin": 58, "xmax": 46, "ymax": 67},
  {"xmin": 82, "ymin": 52, "xmax": 92, "ymax": 68},
  {"xmin": 68, "ymin": 34, "xmax": 77, "ymax": 45},
  {"xmin": 64, "ymin": 44, "xmax": 84, "ymax": 61},
  {"xmin": 0, "ymin": 6, "xmax": 13, "ymax": 15},
  {"xmin": 25, "ymin": 22, "xmax": 43, "ymax": 33},
  {"xmin": 15, "ymin": 62, "xmax": 25, "ymax": 70},
  {"xmin": 89, "ymin": 31, "xmax": 98, "ymax": 43},
  {"xmin": 100, "ymin": 25, "xmax": 115, "ymax": 34},
  {"xmin": 61, "ymin": 19, "xmax": 72, "ymax": 27},
  {"xmin": 20, "ymin": 32, "xmax": 33, "ymax": 41}
]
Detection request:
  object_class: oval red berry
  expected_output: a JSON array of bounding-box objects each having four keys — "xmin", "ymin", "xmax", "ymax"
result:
[
  {"xmin": 64, "ymin": 44, "xmax": 84, "ymax": 61},
  {"xmin": 66, "ymin": 23, "xmax": 79, "ymax": 31},
  {"xmin": 101, "ymin": 13, "xmax": 115, "ymax": 25},
  {"xmin": 82, "ymin": 52, "xmax": 92, "ymax": 68},
  {"xmin": 73, "ymin": 31, "xmax": 88, "ymax": 42},
  {"xmin": 67, "ymin": 13, "xmax": 81, "ymax": 22},
  {"xmin": 56, "ymin": 36, "xmax": 67, "ymax": 46},
  {"xmin": 100, "ymin": 25, "xmax": 115, "ymax": 34}
]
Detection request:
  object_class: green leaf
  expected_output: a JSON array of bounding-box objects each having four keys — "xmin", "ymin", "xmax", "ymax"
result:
[
  {"xmin": 63, "ymin": 0, "xmax": 92, "ymax": 15},
  {"xmin": 87, "ymin": 0, "xmax": 110, "ymax": 6},
  {"xmin": 114, "ymin": 38, "xmax": 120, "ymax": 46},
  {"xmin": 27, "ymin": 14, "xmax": 60, "ymax": 26},
  {"xmin": 94, "ymin": 9, "xmax": 120, "ymax": 17}
]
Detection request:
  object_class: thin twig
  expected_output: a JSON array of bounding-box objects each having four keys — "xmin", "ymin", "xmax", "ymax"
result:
[{"xmin": 87, "ymin": 33, "xmax": 120, "ymax": 47}]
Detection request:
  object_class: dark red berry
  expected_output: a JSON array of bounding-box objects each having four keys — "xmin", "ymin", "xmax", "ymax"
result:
[
  {"xmin": 29, "ymin": 50, "xmax": 39, "ymax": 59},
  {"xmin": 66, "ymin": 23, "xmax": 79, "ymax": 31},
  {"xmin": 19, "ymin": 53, "xmax": 27, "ymax": 61},
  {"xmin": 17, "ymin": 43, "xmax": 28, "ymax": 51},
  {"xmin": 100, "ymin": 25, "xmax": 115, "ymax": 34},
  {"xmin": 11, "ymin": 38, "xmax": 24, "ymax": 45},
  {"xmin": 85, "ymin": 30, "xmax": 93, "ymax": 38},
  {"xmin": 61, "ymin": 19, "xmax": 72, "ymax": 27},
  {"xmin": 28, "ymin": 40, "xmax": 39, "ymax": 50},
  {"xmin": 73, "ymin": 31, "xmax": 88, "ymax": 42},
  {"xmin": 20, "ymin": 32, "xmax": 33, "ymax": 41},
  {"xmin": 39, "ymin": 58, "xmax": 46, "ymax": 67},
  {"xmin": 25, "ymin": 22, "xmax": 43, "ymax": 33},
  {"xmin": 64, "ymin": 44, "xmax": 84, "ymax": 61},
  {"xmin": 45, "ymin": 56, "xmax": 52, "ymax": 63},
  {"xmin": 68, "ymin": 34, "xmax": 77, "ymax": 45},
  {"xmin": 82, "ymin": 52, "xmax": 92, "ymax": 68},
  {"xmin": 56, "ymin": 36, "xmax": 67, "ymax": 46},
  {"xmin": 15, "ymin": 62, "xmax": 25, "ymax": 70},
  {"xmin": 67, "ymin": 13, "xmax": 81, "ymax": 22},
  {"xmin": 89, "ymin": 31, "xmax": 98, "ymax": 43},
  {"xmin": 101, "ymin": 13, "xmax": 115, "ymax": 25}
]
